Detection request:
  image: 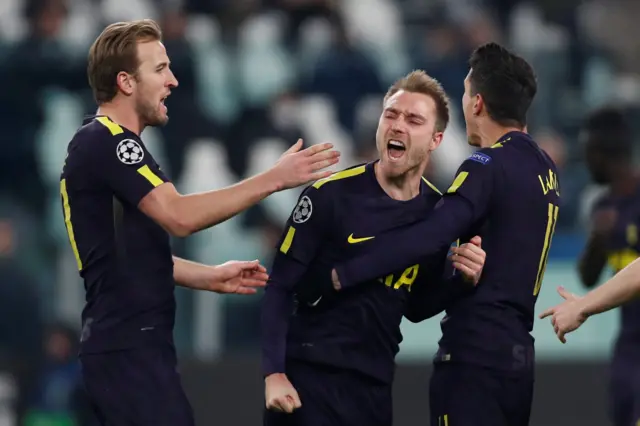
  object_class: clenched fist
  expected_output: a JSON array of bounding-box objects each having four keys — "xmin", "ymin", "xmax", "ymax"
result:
[{"xmin": 265, "ymin": 373, "xmax": 302, "ymax": 414}]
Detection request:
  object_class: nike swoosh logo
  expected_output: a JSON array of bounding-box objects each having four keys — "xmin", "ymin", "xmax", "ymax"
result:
[
  {"xmin": 309, "ymin": 296, "xmax": 322, "ymax": 307},
  {"xmin": 347, "ymin": 233, "xmax": 375, "ymax": 244}
]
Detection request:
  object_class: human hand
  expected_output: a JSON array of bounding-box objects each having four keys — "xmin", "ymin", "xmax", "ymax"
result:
[{"xmin": 270, "ymin": 139, "xmax": 340, "ymax": 191}]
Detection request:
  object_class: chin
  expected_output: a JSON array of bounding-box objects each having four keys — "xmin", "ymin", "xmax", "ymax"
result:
[
  {"xmin": 467, "ymin": 134, "xmax": 482, "ymax": 147},
  {"xmin": 147, "ymin": 115, "xmax": 169, "ymax": 128}
]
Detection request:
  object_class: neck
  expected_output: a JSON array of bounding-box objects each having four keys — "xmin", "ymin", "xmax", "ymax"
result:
[
  {"xmin": 476, "ymin": 120, "xmax": 524, "ymax": 148},
  {"xmin": 97, "ymin": 99, "xmax": 143, "ymax": 135},
  {"xmin": 610, "ymin": 164, "xmax": 639, "ymax": 196},
  {"xmin": 374, "ymin": 161, "xmax": 424, "ymax": 201}
]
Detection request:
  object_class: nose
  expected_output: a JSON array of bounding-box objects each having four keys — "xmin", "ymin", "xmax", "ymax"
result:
[
  {"xmin": 390, "ymin": 121, "xmax": 407, "ymax": 135},
  {"xmin": 168, "ymin": 70, "xmax": 178, "ymax": 88}
]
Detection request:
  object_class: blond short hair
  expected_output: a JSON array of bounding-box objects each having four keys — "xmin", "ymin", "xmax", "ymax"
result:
[{"xmin": 87, "ymin": 19, "xmax": 163, "ymax": 104}]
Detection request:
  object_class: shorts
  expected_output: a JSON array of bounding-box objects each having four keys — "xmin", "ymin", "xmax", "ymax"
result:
[
  {"xmin": 263, "ymin": 361, "xmax": 392, "ymax": 426},
  {"xmin": 80, "ymin": 344, "xmax": 194, "ymax": 426},
  {"xmin": 429, "ymin": 362, "xmax": 533, "ymax": 426}
]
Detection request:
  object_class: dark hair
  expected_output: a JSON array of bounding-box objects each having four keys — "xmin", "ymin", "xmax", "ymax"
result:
[
  {"xmin": 468, "ymin": 42, "xmax": 537, "ymax": 128},
  {"xmin": 88, "ymin": 19, "xmax": 163, "ymax": 104},
  {"xmin": 385, "ymin": 70, "xmax": 451, "ymax": 132},
  {"xmin": 583, "ymin": 106, "xmax": 632, "ymax": 158}
]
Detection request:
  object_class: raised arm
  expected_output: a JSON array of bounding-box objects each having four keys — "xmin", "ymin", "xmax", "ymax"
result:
[
  {"xmin": 91, "ymin": 134, "xmax": 339, "ymax": 238},
  {"xmin": 334, "ymin": 153, "xmax": 495, "ymax": 290}
]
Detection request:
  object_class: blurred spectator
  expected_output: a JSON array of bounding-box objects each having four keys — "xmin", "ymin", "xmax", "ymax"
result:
[
  {"xmin": 413, "ymin": 20, "xmax": 469, "ymax": 123},
  {"xmin": 227, "ymin": 91, "xmax": 306, "ymax": 177},
  {"xmin": 159, "ymin": 7, "xmax": 222, "ymax": 184},
  {"xmin": 0, "ymin": 0, "xmax": 85, "ymax": 224},
  {"xmin": 0, "ymin": 217, "xmax": 43, "ymax": 363},
  {"xmin": 0, "ymin": 216, "xmax": 45, "ymax": 422},
  {"xmin": 303, "ymin": 16, "xmax": 383, "ymax": 138},
  {"xmin": 23, "ymin": 323, "xmax": 94, "ymax": 426},
  {"xmin": 536, "ymin": 129, "xmax": 585, "ymax": 229},
  {"xmin": 267, "ymin": 0, "xmax": 337, "ymax": 49}
]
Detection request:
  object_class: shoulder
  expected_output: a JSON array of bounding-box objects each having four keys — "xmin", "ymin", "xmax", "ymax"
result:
[
  {"xmin": 290, "ymin": 163, "xmax": 370, "ymax": 223},
  {"xmin": 467, "ymin": 145, "xmax": 505, "ymax": 166},
  {"xmin": 75, "ymin": 116, "xmax": 129, "ymax": 144},
  {"xmin": 70, "ymin": 117, "xmax": 145, "ymax": 165},
  {"xmin": 309, "ymin": 163, "xmax": 369, "ymax": 191},
  {"xmin": 454, "ymin": 148, "xmax": 501, "ymax": 180},
  {"xmin": 303, "ymin": 163, "xmax": 370, "ymax": 198}
]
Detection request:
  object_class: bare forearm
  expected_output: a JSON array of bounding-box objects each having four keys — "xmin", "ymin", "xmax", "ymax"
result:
[
  {"xmin": 173, "ymin": 256, "xmax": 213, "ymax": 290},
  {"xmin": 173, "ymin": 170, "xmax": 280, "ymax": 235},
  {"xmin": 581, "ymin": 257, "xmax": 640, "ymax": 316}
]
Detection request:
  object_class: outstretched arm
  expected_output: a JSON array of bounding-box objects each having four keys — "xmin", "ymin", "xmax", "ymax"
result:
[
  {"xmin": 139, "ymin": 140, "xmax": 340, "ymax": 237},
  {"xmin": 172, "ymin": 257, "xmax": 268, "ymax": 294},
  {"xmin": 541, "ymin": 257, "xmax": 640, "ymax": 343},
  {"xmin": 90, "ymin": 131, "xmax": 339, "ymax": 238},
  {"xmin": 334, "ymin": 156, "xmax": 495, "ymax": 290},
  {"xmin": 404, "ymin": 237, "xmax": 485, "ymax": 322}
]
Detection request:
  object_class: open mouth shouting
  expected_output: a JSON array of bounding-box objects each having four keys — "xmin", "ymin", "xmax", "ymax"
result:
[{"xmin": 387, "ymin": 139, "xmax": 406, "ymax": 161}]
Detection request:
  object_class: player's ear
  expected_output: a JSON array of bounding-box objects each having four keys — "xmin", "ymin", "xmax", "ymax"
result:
[
  {"xmin": 116, "ymin": 71, "xmax": 136, "ymax": 96},
  {"xmin": 473, "ymin": 94, "xmax": 483, "ymax": 116},
  {"xmin": 429, "ymin": 131, "xmax": 444, "ymax": 152}
]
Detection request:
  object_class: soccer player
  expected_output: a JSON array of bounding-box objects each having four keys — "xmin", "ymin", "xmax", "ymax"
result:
[
  {"xmin": 545, "ymin": 107, "xmax": 639, "ymax": 426},
  {"xmin": 331, "ymin": 43, "xmax": 556, "ymax": 426},
  {"xmin": 61, "ymin": 20, "xmax": 339, "ymax": 426},
  {"xmin": 261, "ymin": 70, "xmax": 487, "ymax": 426}
]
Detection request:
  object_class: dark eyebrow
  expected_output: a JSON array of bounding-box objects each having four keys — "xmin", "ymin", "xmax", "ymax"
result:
[
  {"xmin": 384, "ymin": 107, "xmax": 426, "ymax": 122},
  {"xmin": 406, "ymin": 112, "xmax": 426, "ymax": 122}
]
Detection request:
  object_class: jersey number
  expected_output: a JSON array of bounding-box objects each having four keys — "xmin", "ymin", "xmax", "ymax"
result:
[
  {"xmin": 60, "ymin": 179, "xmax": 83, "ymax": 271},
  {"xmin": 533, "ymin": 203, "xmax": 559, "ymax": 296},
  {"xmin": 383, "ymin": 264, "xmax": 420, "ymax": 291}
]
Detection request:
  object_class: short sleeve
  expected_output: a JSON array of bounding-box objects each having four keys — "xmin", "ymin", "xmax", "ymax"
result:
[
  {"xmin": 445, "ymin": 150, "xmax": 496, "ymax": 220},
  {"xmin": 276, "ymin": 186, "xmax": 333, "ymax": 266},
  {"xmin": 92, "ymin": 131, "xmax": 170, "ymax": 207}
]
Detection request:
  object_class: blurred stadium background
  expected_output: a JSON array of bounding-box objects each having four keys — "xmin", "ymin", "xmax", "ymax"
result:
[{"xmin": 0, "ymin": 0, "xmax": 639, "ymax": 424}]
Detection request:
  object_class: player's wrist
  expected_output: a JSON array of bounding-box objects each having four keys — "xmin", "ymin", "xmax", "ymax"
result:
[
  {"xmin": 577, "ymin": 300, "xmax": 592, "ymax": 320},
  {"xmin": 262, "ymin": 168, "xmax": 286, "ymax": 193}
]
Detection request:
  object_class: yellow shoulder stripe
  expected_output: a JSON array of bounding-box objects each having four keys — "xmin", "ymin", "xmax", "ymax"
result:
[
  {"xmin": 96, "ymin": 116, "xmax": 124, "ymax": 136},
  {"xmin": 447, "ymin": 171, "xmax": 469, "ymax": 194},
  {"xmin": 421, "ymin": 176, "xmax": 442, "ymax": 195},
  {"xmin": 137, "ymin": 165, "xmax": 164, "ymax": 187},
  {"xmin": 280, "ymin": 226, "xmax": 296, "ymax": 254},
  {"xmin": 312, "ymin": 165, "xmax": 366, "ymax": 189}
]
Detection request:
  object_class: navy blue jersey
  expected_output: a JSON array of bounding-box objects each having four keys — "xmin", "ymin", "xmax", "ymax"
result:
[
  {"xmin": 261, "ymin": 162, "xmax": 470, "ymax": 384},
  {"xmin": 592, "ymin": 189, "xmax": 640, "ymax": 348},
  {"xmin": 335, "ymin": 132, "xmax": 560, "ymax": 374},
  {"xmin": 60, "ymin": 116, "xmax": 175, "ymax": 353}
]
